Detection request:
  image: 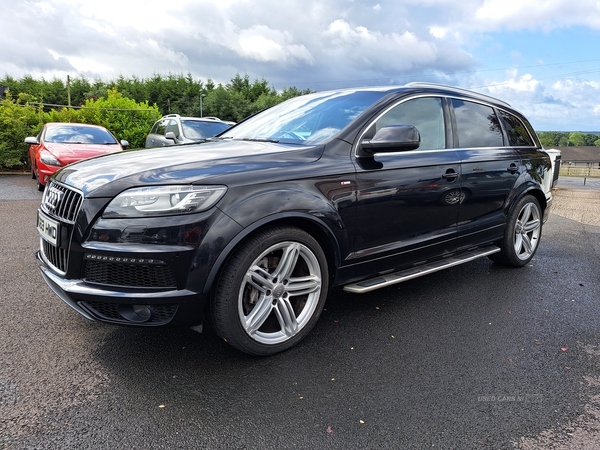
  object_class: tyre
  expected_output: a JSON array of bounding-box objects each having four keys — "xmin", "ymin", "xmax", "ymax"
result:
[
  {"xmin": 489, "ymin": 195, "xmax": 542, "ymax": 267},
  {"xmin": 210, "ymin": 226, "xmax": 329, "ymax": 356},
  {"xmin": 34, "ymin": 168, "xmax": 44, "ymax": 192}
]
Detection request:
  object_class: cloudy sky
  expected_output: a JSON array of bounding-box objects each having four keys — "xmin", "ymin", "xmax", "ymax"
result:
[{"xmin": 1, "ymin": 0, "xmax": 600, "ymax": 131}]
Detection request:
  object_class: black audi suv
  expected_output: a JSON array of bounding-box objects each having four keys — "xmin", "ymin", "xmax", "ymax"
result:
[{"xmin": 36, "ymin": 83, "xmax": 553, "ymax": 355}]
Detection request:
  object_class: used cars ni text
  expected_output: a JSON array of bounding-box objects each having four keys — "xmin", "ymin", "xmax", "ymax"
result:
[
  {"xmin": 35, "ymin": 83, "xmax": 553, "ymax": 355},
  {"xmin": 26, "ymin": 123, "xmax": 129, "ymax": 191}
]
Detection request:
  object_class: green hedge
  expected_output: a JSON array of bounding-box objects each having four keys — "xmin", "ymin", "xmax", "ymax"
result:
[
  {"xmin": 0, "ymin": 93, "xmax": 43, "ymax": 169},
  {"xmin": 0, "ymin": 89, "xmax": 159, "ymax": 170}
]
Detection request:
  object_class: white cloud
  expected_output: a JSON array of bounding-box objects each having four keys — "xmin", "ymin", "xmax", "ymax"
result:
[
  {"xmin": 429, "ymin": 27, "xmax": 448, "ymax": 39},
  {"xmin": 324, "ymin": 19, "xmax": 452, "ymax": 72},
  {"xmin": 474, "ymin": 0, "xmax": 600, "ymax": 31},
  {"xmin": 83, "ymin": 20, "xmax": 117, "ymax": 37},
  {"xmin": 470, "ymin": 72, "xmax": 600, "ymax": 130},
  {"xmin": 66, "ymin": 56, "xmax": 116, "ymax": 74},
  {"xmin": 236, "ymin": 26, "xmax": 314, "ymax": 64},
  {"xmin": 1, "ymin": 0, "xmax": 600, "ymax": 130},
  {"xmin": 142, "ymin": 40, "xmax": 190, "ymax": 66}
]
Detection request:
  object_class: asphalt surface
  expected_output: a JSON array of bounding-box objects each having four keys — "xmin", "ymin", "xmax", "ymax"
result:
[{"xmin": 1, "ymin": 175, "xmax": 599, "ymax": 449}]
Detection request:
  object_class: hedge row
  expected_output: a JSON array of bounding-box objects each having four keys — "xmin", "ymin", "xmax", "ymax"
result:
[{"xmin": 0, "ymin": 89, "xmax": 160, "ymax": 170}]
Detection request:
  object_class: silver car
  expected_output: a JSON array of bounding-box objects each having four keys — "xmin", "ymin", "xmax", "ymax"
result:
[{"xmin": 145, "ymin": 114, "xmax": 232, "ymax": 148}]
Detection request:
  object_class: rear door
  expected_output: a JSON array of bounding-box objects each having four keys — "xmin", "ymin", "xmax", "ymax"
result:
[
  {"xmin": 351, "ymin": 96, "xmax": 461, "ymax": 276},
  {"xmin": 450, "ymin": 98, "xmax": 521, "ymax": 251}
]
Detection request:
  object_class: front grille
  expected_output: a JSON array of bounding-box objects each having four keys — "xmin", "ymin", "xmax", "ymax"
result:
[
  {"xmin": 41, "ymin": 181, "xmax": 83, "ymax": 223},
  {"xmin": 79, "ymin": 301, "xmax": 178, "ymax": 325},
  {"xmin": 84, "ymin": 260, "xmax": 177, "ymax": 288},
  {"xmin": 39, "ymin": 181, "xmax": 83, "ymax": 274},
  {"xmin": 42, "ymin": 239, "xmax": 68, "ymax": 273}
]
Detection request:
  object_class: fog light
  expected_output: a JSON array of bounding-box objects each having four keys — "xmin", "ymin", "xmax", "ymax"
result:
[{"xmin": 117, "ymin": 304, "xmax": 153, "ymax": 323}]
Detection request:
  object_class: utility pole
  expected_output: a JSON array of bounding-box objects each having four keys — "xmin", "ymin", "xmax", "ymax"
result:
[{"xmin": 200, "ymin": 94, "xmax": 206, "ymax": 117}]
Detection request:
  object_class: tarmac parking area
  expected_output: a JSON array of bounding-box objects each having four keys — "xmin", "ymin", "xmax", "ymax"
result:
[{"xmin": 1, "ymin": 174, "xmax": 599, "ymax": 449}]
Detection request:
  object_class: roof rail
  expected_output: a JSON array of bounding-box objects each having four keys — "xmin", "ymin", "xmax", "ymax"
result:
[
  {"xmin": 404, "ymin": 82, "xmax": 511, "ymax": 107},
  {"xmin": 163, "ymin": 114, "xmax": 181, "ymax": 118}
]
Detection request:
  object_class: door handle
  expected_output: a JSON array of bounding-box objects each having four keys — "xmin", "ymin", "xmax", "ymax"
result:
[
  {"xmin": 507, "ymin": 163, "xmax": 519, "ymax": 174},
  {"xmin": 442, "ymin": 169, "xmax": 459, "ymax": 181}
]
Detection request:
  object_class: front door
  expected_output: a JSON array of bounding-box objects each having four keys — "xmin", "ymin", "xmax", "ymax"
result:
[{"xmin": 350, "ymin": 96, "xmax": 461, "ymax": 276}]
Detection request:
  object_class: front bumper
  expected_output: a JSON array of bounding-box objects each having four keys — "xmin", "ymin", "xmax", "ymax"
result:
[{"xmin": 36, "ymin": 251, "xmax": 205, "ymax": 326}]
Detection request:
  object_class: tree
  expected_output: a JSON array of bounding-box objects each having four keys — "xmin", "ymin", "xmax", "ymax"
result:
[
  {"xmin": 584, "ymin": 133, "xmax": 599, "ymax": 146},
  {"xmin": 538, "ymin": 135, "xmax": 555, "ymax": 147},
  {"xmin": 0, "ymin": 72, "xmax": 313, "ymax": 168},
  {"xmin": 70, "ymin": 76, "xmax": 93, "ymax": 105},
  {"xmin": 76, "ymin": 88, "xmax": 159, "ymax": 148},
  {"xmin": 569, "ymin": 132, "xmax": 586, "ymax": 147}
]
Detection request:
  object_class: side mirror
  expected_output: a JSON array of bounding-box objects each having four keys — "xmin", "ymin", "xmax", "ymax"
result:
[
  {"xmin": 120, "ymin": 140, "xmax": 130, "ymax": 149},
  {"xmin": 165, "ymin": 131, "xmax": 177, "ymax": 142},
  {"xmin": 25, "ymin": 136, "xmax": 39, "ymax": 145},
  {"xmin": 358, "ymin": 124, "xmax": 420, "ymax": 157}
]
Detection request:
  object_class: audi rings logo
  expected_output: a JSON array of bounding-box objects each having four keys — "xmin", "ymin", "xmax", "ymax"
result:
[{"xmin": 44, "ymin": 185, "xmax": 64, "ymax": 212}]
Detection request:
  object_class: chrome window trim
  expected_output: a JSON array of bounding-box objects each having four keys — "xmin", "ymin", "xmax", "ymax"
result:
[
  {"xmin": 353, "ymin": 93, "xmax": 538, "ymax": 158},
  {"xmin": 353, "ymin": 93, "xmax": 448, "ymax": 157}
]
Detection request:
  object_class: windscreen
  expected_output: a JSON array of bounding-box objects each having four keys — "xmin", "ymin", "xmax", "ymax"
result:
[
  {"xmin": 182, "ymin": 120, "xmax": 231, "ymax": 139},
  {"xmin": 220, "ymin": 90, "xmax": 388, "ymax": 145},
  {"xmin": 44, "ymin": 125, "xmax": 118, "ymax": 144}
]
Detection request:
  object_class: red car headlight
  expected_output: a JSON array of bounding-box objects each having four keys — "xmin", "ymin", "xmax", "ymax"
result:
[{"xmin": 39, "ymin": 150, "xmax": 62, "ymax": 167}]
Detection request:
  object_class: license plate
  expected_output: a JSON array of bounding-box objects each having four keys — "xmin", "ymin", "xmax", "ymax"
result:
[{"xmin": 37, "ymin": 210, "xmax": 60, "ymax": 246}]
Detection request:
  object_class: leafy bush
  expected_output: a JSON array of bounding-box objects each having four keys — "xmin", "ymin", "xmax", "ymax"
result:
[
  {"xmin": 0, "ymin": 90, "xmax": 159, "ymax": 170},
  {"xmin": 0, "ymin": 93, "xmax": 43, "ymax": 169},
  {"xmin": 76, "ymin": 89, "xmax": 159, "ymax": 148},
  {"xmin": 0, "ymin": 73, "xmax": 312, "ymax": 170}
]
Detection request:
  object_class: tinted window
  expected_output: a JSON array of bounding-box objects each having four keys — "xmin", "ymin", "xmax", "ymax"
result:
[
  {"xmin": 375, "ymin": 97, "xmax": 445, "ymax": 150},
  {"xmin": 166, "ymin": 119, "xmax": 180, "ymax": 138},
  {"xmin": 155, "ymin": 120, "xmax": 168, "ymax": 136},
  {"xmin": 452, "ymin": 99, "xmax": 503, "ymax": 148},
  {"xmin": 499, "ymin": 111, "xmax": 534, "ymax": 146}
]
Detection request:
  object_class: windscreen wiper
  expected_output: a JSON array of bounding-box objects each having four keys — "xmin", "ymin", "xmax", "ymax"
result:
[{"xmin": 241, "ymin": 138, "xmax": 280, "ymax": 143}]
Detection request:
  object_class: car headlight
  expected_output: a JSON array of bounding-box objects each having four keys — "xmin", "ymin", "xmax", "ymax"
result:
[
  {"xmin": 39, "ymin": 150, "xmax": 62, "ymax": 167},
  {"xmin": 103, "ymin": 185, "xmax": 227, "ymax": 218}
]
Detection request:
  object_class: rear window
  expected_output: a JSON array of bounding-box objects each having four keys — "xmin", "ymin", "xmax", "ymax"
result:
[{"xmin": 499, "ymin": 111, "xmax": 535, "ymax": 146}]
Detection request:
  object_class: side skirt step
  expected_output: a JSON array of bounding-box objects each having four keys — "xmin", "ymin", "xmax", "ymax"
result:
[{"xmin": 343, "ymin": 245, "xmax": 501, "ymax": 294}]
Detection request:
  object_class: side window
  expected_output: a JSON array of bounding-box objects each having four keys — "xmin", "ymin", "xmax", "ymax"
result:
[
  {"xmin": 499, "ymin": 110, "xmax": 535, "ymax": 146},
  {"xmin": 375, "ymin": 97, "xmax": 445, "ymax": 150},
  {"xmin": 166, "ymin": 120, "xmax": 180, "ymax": 138},
  {"xmin": 452, "ymin": 99, "xmax": 503, "ymax": 148},
  {"xmin": 155, "ymin": 120, "xmax": 168, "ymax": 136}
]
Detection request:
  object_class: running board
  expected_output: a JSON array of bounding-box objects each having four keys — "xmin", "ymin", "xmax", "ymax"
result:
[{"xmin": 343, "ymin": 245, "xmax": 501, "ymax": 294}]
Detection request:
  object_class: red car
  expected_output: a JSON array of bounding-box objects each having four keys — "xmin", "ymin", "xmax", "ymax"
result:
[{"xmin": 26, "ymin": 123, "xmax": 129, "ymax": 191}]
